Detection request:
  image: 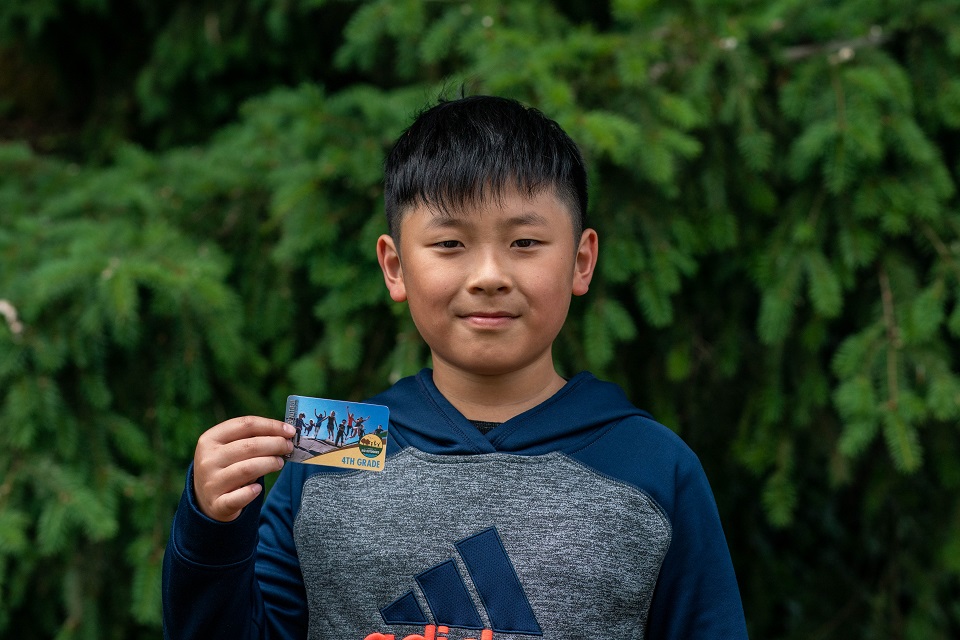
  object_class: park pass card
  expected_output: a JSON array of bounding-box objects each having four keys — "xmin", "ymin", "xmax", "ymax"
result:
[{"xmin": 284, "ymin": 395, "xmax": 389, "ymax": 472}]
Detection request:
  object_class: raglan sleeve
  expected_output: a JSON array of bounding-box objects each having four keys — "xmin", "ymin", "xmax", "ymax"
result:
[
  {"xmin": 645, "ymin": 451, "xmax": 749, "ymax": 639},
  {"xmin": 161, "ymin": 464, "xmax": 308, "ymax": 639}
]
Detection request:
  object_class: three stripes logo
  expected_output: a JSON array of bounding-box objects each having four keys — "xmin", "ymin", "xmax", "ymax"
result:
[{"xmin": 364, "ymin": 527, "xmax": 543, "ymax": 640}]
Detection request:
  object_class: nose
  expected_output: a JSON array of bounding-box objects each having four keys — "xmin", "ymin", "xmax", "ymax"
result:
[{"xmin": 467, "ymin": 247, "xmax": 512, "ymax": 294}]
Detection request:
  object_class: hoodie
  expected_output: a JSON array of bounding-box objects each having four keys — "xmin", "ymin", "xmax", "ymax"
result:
[{"xmin": 162, "ymin": 370, "xmax": 748, "ymax": 640}]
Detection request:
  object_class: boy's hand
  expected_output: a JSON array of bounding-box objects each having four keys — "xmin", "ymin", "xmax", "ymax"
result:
[{"xmin": 192, "ymin": 416, "xmax": 295, "ymax": 522}]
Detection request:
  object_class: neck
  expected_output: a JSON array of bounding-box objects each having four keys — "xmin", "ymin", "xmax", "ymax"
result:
[{"xmin": 431, "ymin": 359, "xmax": 566, "ymax": 423}]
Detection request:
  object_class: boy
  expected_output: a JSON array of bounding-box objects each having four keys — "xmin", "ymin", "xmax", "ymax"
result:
[{"xmin": 162, "ymin": 95, "xmax": 748, "ymax": 639}]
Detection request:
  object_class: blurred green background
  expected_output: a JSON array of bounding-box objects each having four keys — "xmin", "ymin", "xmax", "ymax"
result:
[{"xmin": 1, "ymin": 0, "xmax": 959, "ymax": 638}]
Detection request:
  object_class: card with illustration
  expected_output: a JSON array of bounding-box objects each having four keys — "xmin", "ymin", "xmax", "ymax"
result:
[{"xmin": 284, "ymin": 395, "xmax": 389, "ymax": 472}]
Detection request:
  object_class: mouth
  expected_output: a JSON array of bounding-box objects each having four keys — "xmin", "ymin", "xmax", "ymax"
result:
[
  {"xmin": 459, "ymin": 311, "xmax": 518, "ymax": 327},
  {"xmin": 463, "ymin": 311, "xmax": 516, "ymax": 318}
]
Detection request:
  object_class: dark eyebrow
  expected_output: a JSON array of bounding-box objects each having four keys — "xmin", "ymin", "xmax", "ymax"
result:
[
  {"xmin": 424, "ymin": 213, "xmax": 464, "ymax": 229},
  {"xmin": 507, "ymin": 212, "xmax": 550, "ymax": 227},
  {"xmin": 424, "ymin": 211, "xmax": 550, "ymax": 229}
]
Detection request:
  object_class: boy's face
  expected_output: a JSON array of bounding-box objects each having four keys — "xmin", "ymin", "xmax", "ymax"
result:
[{"xmin": 377, "ymin": 187, "xmax": 597, "ymax": 380}]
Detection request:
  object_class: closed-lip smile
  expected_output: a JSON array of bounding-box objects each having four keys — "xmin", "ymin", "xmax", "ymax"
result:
[
  {"xmin": 459, "ymin": 310, "xmax": 518, "ymax": 327},
  {"xmin": 463, "ymin": 311, "xmax": 515, "ymax": 318}
]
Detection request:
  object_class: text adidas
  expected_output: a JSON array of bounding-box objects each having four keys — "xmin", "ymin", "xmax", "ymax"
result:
[{"xmin": 365, "ymin": 624, "xmax": 494, "ymax": 640}]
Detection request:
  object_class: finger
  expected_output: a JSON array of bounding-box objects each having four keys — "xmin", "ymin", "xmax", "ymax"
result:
[
  {"xmin": 195, "ymin": 455, "xmax": 285, "ymax": 515},
  {"xmin": 205, "ymin": 416, "xmax": 295, "ymax": 445},
  {"xmin": 209, "ymin": 482, "xmax": 264, "ymax": 522},
  {"xmin": 216, "ymin": 453, "xmax": 288, "ymax": 493},
  {"xmin": 196, "ymin": 444, "xmax": 288, "ymax": 490},
  {"xmin": 212, "ymin": 435, "xmax": 294, "ymax": 467},
  {"xmin": 194, "ymin": 436, "xmax": 292, "ymax": 490}
]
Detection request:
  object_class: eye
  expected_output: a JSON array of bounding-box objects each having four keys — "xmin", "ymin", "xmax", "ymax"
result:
[
  {"xmin": 512, "ymin": 239, "xmax": 539, "ymax": 248},
  {"xmin": 434, "ymin": 240, "xmax": 462, "ymax": 249}
]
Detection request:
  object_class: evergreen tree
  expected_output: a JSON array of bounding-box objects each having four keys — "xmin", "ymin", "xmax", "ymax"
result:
[{"xmin": 1, "ymin": 0, "xmax": 958, "ymax": 637}]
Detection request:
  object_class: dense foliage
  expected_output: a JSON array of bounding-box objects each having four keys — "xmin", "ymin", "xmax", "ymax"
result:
[{"xmin": 1, "ymin": 1, "xmax": 958, "ymax": 638}]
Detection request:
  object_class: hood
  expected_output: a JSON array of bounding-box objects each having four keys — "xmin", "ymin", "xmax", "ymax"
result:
[{"xmin": 369, "ymin": 369, "xmax": 651, "ymax": 456}]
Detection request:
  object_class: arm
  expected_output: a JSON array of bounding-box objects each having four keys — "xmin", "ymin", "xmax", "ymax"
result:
[
  {"xmin": 569, "ymin": 412, "xmax": 748, "ymax": 639},
  {"xmin": 162, "ymin": 466, "xmax": 269, "ymax": 639},
  {"xmin": 162, "ymin": 417, "xmax": 307, "ymax": 639},
  {"xmin": 645, "ymin": 456, "xmax": 748, "ymax": 639}
]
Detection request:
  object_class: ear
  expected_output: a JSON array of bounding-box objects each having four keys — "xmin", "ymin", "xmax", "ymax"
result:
[
  {"xmin": 377, "ymin": 234, "xmax": 407, "ymax": 302},
  {"xmin": 572, "ymin": 228, "xmax": 599, "ymax": 296}
]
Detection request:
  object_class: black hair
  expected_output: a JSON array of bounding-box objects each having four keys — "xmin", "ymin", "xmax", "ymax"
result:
[{"xmin": 384, "ymin": 95, "xmax": 587, "ymax": 242}]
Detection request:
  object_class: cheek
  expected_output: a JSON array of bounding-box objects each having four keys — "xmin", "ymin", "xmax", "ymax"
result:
[
  {"xmin": 528, "ymin": 268, "xmax": 574, "ymax": 301},
  {"xmin": 543, "ymin": 297, "xmax": 572, "ymax": 332},
  {"xmin": 404, "ymin": 273, "xmax": 454, "ymax": 328},
  {"xmin": 411, "ymin": 262, "xmax": 461, "ymax": 299},
  {"xmin": 529, "ymin": 276, "xmax": 574, "ymax": 328}
]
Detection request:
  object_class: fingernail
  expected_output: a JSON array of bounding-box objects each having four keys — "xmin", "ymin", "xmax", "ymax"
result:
[{"xmin": 283, "ymin": 424, "xmax": 295, "ymax": 436}]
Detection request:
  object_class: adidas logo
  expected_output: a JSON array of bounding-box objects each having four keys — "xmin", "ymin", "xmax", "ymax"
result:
[
  {"xmin": 364, "ymin": 626, "xmax": 488, "ymax": 640},
  {"xmin": 364, "ymin": 527, "xmax": 543, "ymax": 640}
]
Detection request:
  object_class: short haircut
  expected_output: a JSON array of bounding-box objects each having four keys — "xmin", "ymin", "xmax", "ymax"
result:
[{"xmin": 384, "ymin": 95, "xmax": 587, "ymax": 242}]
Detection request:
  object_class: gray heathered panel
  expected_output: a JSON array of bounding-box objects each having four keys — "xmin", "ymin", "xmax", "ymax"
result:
[{"xmin": 294, "ymin": 449, "xmax": 671, "ymax": 640}]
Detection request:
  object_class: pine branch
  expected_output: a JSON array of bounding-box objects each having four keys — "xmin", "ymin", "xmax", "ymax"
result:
[
  {"xmin": 783, "ymin": 26, "xmax": 888, "ymax": 63},
  {"xmin": 831, "ymin": 65, "xmax": 847, "ymax": 131},
  {"xmin": 0, "ymin": 461, "xmax": 17, "ymax": 504},
  {"xmin": 877, "ymin": 265, "xmax": 901, "ymax": 411},
  {"xmin": 921, "ymin": 223, "xmax": 960, "ymax": 282}
]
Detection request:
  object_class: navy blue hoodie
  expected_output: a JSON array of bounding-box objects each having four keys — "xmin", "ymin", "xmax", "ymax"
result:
[{"xmin": 162, "ymin": 370, "xmax": 748, "ymax": 639}]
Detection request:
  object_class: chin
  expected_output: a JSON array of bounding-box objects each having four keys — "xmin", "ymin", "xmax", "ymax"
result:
[
  {"xmin": 468, "ymin": 364, "xmax": 521, "ymax": 378},
  {"xmin": 453, "ymin": 354, "xmax": 546, "ymax": 378}
]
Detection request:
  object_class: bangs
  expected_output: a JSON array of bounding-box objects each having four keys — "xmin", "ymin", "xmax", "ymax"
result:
[{"xmin": 384, "ymin": 96, "xmax": 586, "ymax": 239}]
